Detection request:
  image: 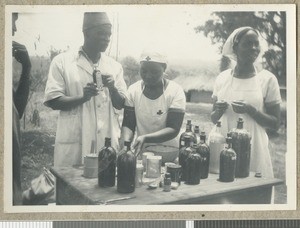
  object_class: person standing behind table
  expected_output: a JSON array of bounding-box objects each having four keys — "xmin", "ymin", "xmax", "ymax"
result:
[
  {"xmin": 122, "ymin": 50, "xmax": 186, "ymax": 156},
  {"xmin": 12, "ymin": 12, "xmax": 32, "ymax": 205},
  {"xmin": 210, "ymin": 27, "xmax": 281, "ymax": 178},
  {"xmin": 44, "ymin": 12, "xmax": 127, "ymax": 167}
]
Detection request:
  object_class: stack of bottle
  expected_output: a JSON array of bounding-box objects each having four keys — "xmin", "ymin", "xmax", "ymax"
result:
[
  {"xmin": 90, "ymin": 117, "xmax": 252, "ymax": 196},
  {"xmin": 178, "ymin": 120, "xmax": 210, "ymax": 185}
]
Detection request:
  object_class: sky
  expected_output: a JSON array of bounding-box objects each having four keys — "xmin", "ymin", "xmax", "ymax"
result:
[{"xmin": 12, "ymin": 6, "xmax": 221, "ymax": 65}]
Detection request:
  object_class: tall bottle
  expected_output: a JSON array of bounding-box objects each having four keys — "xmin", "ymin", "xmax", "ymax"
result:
[
  {"xmin": 219, "ymin": 136, "xmax": 236, "ymax": 182},
  {"xmin": 98, "ymin": 138, "xmax": 117, "ymax": 187},
  {"xmin": 230, "ymin": 117, "xmax": 251, "ymax": 178},
  {"xmin": 194, "ymin": 125, "xmax": 201, "ymax": 145},
  {"xmin": 208, "ymin": 121, "xmax": 226, "ymax": 174},
  {"xmin": 179, "ymin": 135, "xmax": 193, "ymax": 181},
  {"xmin": 198, "ymin": 132, "xmax": 210, "ymax": 179},
  {"xmin": 179, "ymin": 120, "xmax": 197, "ymax": 149},
  {"xmin": 117, "ymin": 141, "xmax": 136, "ymax": 193},
  {"xmin": 185, "ymin": 147, "xmax": 202, "ymax": 185}
]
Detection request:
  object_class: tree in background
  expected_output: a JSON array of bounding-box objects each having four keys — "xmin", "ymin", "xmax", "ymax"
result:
[
  {"xmin": 121, "ymin": 56, "xmax": 140, "ymax": 86},
  {"xmin": 121, "ymin": 56, "xmax": 182, "ymax": 86},
  {"xmin": 195, "ymin": 11, "xmax": 286, "ymax": 86}
]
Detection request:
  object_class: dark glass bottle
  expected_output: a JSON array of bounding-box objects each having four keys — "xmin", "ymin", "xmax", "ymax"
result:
[
  {"xmin": 208, "ymin": 121, "xmax": 225, "ymax": 174},
  {"xmin": 230, "ymin": 117, "xmax": 251, "ymax": 178},
  {"xmin": 219, "ymin": 137, "xmax": 236, "ymax": 182},
  {"xmin": 185, "ymin": 149, "xmax": 202, "ymax": 185},
  {"xmin": 179, "ymin": 120, "xmax": 196, "ymax": 149},
  {"xmin": 98, "ymin": 138, "xmax": 117, "ymax": 187},
  {"xmin": 179, "ymin": 136, "xmax": 193, "ymax": 181},
  {"xmin": 194, "ymin": 125, "xmax": 201, "ymax": 145},
  {"xmin": 117, "ymin": 141, "xmax": 136, "ymax": 193},
  {"xmin": 198, "ymin": 132, "xmax": 210, "ymax": 179}
]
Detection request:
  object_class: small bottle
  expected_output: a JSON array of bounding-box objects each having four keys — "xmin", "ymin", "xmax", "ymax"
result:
[
  {"xmin": 198, "ymin": 132, "xmax": 210, "ymax": 179},
  {"xmin": 179, "ymin": 120, "xmax": 197, "ymax": 149},
  {"xmin": 117, "ymin": 141, "xmax": 136, "ymax": 193},
  {"xmin": 219, "ymin": 137, "xmax": 237, "ymax": 182},
  {"xmin": 98, "ymin": 137, "xmax": 116, "ymax": 187},
  {"xmin": 163, "ymin": 173, "xmax": 171, "ymax": 192},
  {"xmin": 208, "ymin": 121, "xmax": 226, "ymax": 174}
]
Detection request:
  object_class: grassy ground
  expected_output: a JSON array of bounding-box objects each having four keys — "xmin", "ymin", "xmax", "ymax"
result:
[{"xmin": 20, "ymin": 102, "xmax": 287, "ymax": 204}]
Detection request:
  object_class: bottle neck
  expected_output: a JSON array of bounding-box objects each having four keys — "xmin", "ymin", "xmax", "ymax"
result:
[
  {"xmin": 200, "ymin": 136, "xmax": 206, "ymax": 143},
  {"xmin": 105, "ymin": 139, "xmax": 111, "ymax": 147},
  {"xmin": 237, "ymin": 121, "xmax": 243, "ymax": 129},
  {"xmin": 186, "ymin": 124, "xmax": 192, "ymax": 132},
  {"xmin": 124, "ymin": 142, "xmax": 131, "ymax": 151},
  {"xmin": 226, "ymin": 142, "xmax": 232, "ymax": 149}
]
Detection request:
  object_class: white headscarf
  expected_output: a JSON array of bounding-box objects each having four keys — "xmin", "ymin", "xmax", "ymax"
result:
[{"xmin": 222, "ymin": 26, "xmax": 259, "ymax": 61}]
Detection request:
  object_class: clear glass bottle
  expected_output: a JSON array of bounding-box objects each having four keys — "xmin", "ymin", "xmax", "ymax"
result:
[
  {"xmin": 208, "ymin": 121, "xmax": 225, "ymax": 174},
  {"xmin": 117, "ymin": 141, "xmax": 136, "ymax": 193},
  {"xmin": 219, "ymin": 136, "xmax": 236, "ymax": 182},
  {"xmin": 98, "ymin": 137, "xmax": 117, "ymax": 187},
  {"xmin": 230, "ymin": 117, "xmax": 251, "ymax": 178}
]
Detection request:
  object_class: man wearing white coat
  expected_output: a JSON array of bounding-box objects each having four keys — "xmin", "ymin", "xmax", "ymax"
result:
[{"xmin": 44, "ymin": 12, "xmax": 127, "ymax": 167}]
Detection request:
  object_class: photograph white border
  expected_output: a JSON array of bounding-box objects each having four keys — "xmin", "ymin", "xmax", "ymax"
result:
[{"xmin": 4, "ymin": 4, "xmax": 297, "ymax": 213}]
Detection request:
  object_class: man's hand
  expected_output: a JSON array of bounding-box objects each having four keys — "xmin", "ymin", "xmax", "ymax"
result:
[
  {"xmin": 13, "ymin": 41, "xmax": 31, "ymax": 69},
  {"xmin": 102, "ymin": 74, "xmax": 115, "ymax": 90},
  {"xmin": 83, "ymin": 83, "xmax": 99, "ymax": 101}
]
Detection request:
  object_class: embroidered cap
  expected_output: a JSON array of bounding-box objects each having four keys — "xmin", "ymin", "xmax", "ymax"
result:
[{"xmin": 82, "ymin": 12, "xmax": 111, "ymax": 31}]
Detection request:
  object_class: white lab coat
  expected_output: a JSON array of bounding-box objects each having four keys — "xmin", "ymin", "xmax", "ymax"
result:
[{"xmin": 44, "ymin": 48, "xmax": 127, "ymax": 167}]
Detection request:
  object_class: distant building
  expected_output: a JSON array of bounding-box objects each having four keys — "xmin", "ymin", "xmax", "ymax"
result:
[{"xmin": 173, "ymin": 74, "xmax": 215, "ymax": 103}]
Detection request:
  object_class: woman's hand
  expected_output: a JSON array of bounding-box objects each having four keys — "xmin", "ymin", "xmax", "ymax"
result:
[
  {"xmin": 211, "ymin": 100, "xmax": 228, "ymax": 124},
  {"xmin": 133, "ymin": 135, "xmax": 147, "ymax": 157},
  {"xmin": 231, "ymin": 100, "xmax": 257, "ymax": 116},
  {"xmin": 215, "ymin": 100, "xmax": 229, "ymax": 115}
]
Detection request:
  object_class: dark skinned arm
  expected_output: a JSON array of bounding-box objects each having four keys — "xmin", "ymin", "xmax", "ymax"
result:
[{"xmin": 13, "ymin": 42, "xmax": 31, "ymax": 118}]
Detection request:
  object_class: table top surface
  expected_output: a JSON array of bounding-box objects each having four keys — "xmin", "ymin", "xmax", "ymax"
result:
[{"xmin": 51, "ymin": 166, "xmax": 283, "ymax": 205}]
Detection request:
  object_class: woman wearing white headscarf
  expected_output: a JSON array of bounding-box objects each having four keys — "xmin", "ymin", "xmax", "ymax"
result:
[
  {"xmin": 122, "ymin": 50, "xmax": 186, "ymax": 156},
  {"xmin": 211, "ymin": 27, "xmax": 281, "ymax": 178}
]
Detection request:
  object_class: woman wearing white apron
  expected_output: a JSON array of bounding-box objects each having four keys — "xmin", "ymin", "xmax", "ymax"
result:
[
  {"xmin": 122, "ymin": 50, "xmax": 186, "ymax": 157},
  {"xmin": 211, "ymin": 27, "xmax": 282, "ymax": 179}
]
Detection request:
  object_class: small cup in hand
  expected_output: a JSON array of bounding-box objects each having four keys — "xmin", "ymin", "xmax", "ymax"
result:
[{"xmin": 231, "ymin": 100, "xmax": 245, "ymax": 114}]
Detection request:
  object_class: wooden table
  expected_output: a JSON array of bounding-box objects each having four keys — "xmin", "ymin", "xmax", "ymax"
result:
[{"xmin": 50, "ymin": 166, "xmax": 283, "ymax": 205}]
